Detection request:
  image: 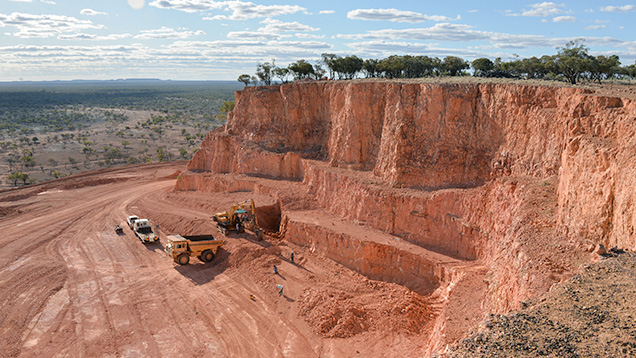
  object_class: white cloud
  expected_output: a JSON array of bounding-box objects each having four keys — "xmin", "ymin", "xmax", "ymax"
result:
[
  {"xmin": 468, "ymin": 10, "xmax": 478, "ymax": 13},
  {"xmin": 10, "ymin": 0, "xmax": 57, "ymax": 4},
  {"xmin": 80, "ymin": 9, "xmax": 107, "ymax": 16},
  {"xmin": 585, "ymin": 25, "xmax": 607, "ymax": 30},
  {"xmin": 259, "ymin": 18, "xmax": 318, "ymax": 33},
  {"xmin": 508, "ymin": 2, "xmax": 568, "ymax": 17},
  {"xmin": 226, "ymin": 18, "xmax": 317, "ymax": 41},
  {"xmin": 134, "ymin": 26, "xmax": 205, "ymax": 39},
  {"xmin": 226, "ymin": 31, "xmax": 287, "ymax": 40},
  {"xmin": 58, "ymin": 33, "xmax": 132, "ymax": 40},
  {"xmin": 295, "ymin": 33, "xmax": 324, "ymax": 39},
  {"xmin": 151, "ymin": 0, "xmax": 305, "ymax": 20},
  {"xmin": 149, "ymin": 0, "xmax": 225, "ymax": 13},
  {"xmin": 337, "ymin": 23, "xmax": 625, "ymax": 50},
  {"xmin": 600, "ymin": 5, "xmax": 636, "ymax": 12},
  {"xmin": 345, "ymin": 40, "xmax": 489, "ymax": 59},
  {"xmin": 320, "ymin": 10, "xmax": 335, "ymax": 14},
  {"xmin": 0, "ymin": 12, "xmax": 104, "ymax": 38},
  {"xmin": 347, "ymin": 8, "xmax": 453, "ymax": 23},
  {"xmin": 553, "ymin": 16, "xmax": 576, "ymax": 22}
]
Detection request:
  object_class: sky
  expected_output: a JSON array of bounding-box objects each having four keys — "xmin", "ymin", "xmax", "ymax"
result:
[{"xmin": 1, "ymin": 0, "xmax": 636, "ymax": 81}]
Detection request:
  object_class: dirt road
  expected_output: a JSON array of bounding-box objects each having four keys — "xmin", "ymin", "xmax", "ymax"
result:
[{"xmin": 0, "ymin": 163, "xmax": 432, "ymax": 357}]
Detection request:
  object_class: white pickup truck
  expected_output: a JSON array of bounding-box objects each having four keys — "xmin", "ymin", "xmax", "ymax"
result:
[
  {"xmin": 126, "ymin": 215, "xmax": 139, "ymax": 229},
  {"xmin": 127, "ymin": 215, "xmax": 158, "ymax": 243}
]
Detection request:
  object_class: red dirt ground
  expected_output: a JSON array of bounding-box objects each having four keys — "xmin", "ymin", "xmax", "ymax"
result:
[{"xmin": 0, "ymin": 162, "xmax": 447, "ymax": 357}]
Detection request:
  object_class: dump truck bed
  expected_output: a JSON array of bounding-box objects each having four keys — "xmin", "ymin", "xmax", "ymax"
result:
[{"xmin": 180, "ymin": 235, "xmax": 217, "ymax": 242}]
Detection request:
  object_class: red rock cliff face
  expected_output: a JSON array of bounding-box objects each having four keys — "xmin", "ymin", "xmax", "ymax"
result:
[
  {"xmin": 182, "ymin": 80, "xmax": 636, "ymax": 320},
  {"xmin": 188, "ymin": 81, "xmax": 636, "ymax": 251},
  {"xmin": 198, "ymin": 82, "xmax": 586, "ymax": 188}
]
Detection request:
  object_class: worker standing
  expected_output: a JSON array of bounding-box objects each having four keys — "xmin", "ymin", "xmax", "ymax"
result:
[
  {"xmin": 277, "ymin": 284, "xmax": 284, "ymax": 296},
  {"xmin": 290, "ymin": 251, "xmax": 295, "ymax": 264},
  {"xmin": 273, "ymin": 265, "xmax": 278, "ymax": 274}
]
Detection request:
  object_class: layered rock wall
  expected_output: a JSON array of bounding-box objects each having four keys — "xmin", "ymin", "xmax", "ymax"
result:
[{"xmin": 187, "ymin": 81, "xmax": 636, "ymax": 251}]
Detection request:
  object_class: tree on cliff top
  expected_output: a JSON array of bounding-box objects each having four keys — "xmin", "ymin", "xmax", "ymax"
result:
[
  {"xmin": 442, "ymin": 56, "xmax": 469, "ymax": 76},
  {"xmin": 555, "ymin": 40, "xmax": 592, "ymax": 85},
  {"xmin": 256, "ymin": 61, "xmax": 274, "ymax": 85},
  {"xmin": 237, "ymin": 74, "xmax": 252, "ymax": 87},
  {"xmin": 588, "ymin": 55, "xmax": 621, "ymax": 84},
  {"xmin": 472, "ymin": 58, "xmax": 494, "ymax": 77},
  {"xmin": 288, "ymin": 59, "xmax": 315, "ymax": 80}
]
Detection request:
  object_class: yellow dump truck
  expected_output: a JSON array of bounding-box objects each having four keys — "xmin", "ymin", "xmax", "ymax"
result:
[{"xmin": 164, "ymin": 234, "xmax": 224, "ymax": 265}]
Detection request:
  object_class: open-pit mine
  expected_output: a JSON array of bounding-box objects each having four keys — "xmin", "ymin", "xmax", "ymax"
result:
[{"xmin": 2, "ymin": 79, "xmax": 636, "ymax": 357}]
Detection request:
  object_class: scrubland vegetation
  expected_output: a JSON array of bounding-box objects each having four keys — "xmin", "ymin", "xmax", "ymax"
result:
[{"xmin": 1, "ymin": 80, "xmax": 241, "ymax": 188}]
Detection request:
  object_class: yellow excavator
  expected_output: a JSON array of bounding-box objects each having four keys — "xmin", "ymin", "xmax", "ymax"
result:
[{"xmin": 213, "ymin": 199, "xmax": 263, "ymax": 240}]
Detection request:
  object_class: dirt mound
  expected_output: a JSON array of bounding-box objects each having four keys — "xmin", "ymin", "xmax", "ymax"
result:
[
  {"xmin": 298, "ymin": 281, "xmax": 434, "ymax": 338},
  {"xmin": 298, "ymin": 288, "xmax": 368, "ymax": 338}
]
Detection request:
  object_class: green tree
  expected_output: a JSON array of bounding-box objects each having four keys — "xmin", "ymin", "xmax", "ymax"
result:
[
  {"xmin": 178, "ymin": 147, "xmax": 188, "ymax": 159},
  {"xmin": 20, "ymin": 149, "xmax": 36, "ymax": 168},
  {"xmin": 273, "ymin": 67, "xmax": 291, "ymax": 83},
  {"xmin": 313, "ymin": 64, "xmax": 326, "ymax": 79},
  {"xmin": 288, "ymin": 59, "xmax": 315, "ymax": 80},
  {"xmin": 256, "ymin": 61, "xmax": 275, "ymax": 85},
  {"xmin": 442, "ymin": 56, "xmax": 469, "ymax": 76},
  {"xmin": 321, "ymin": 53, "xmax": 337, "ymax": 79},
  {"xmin": 377, "ymin": 55, "xmax": 407, "ymax": 79},
  {"xmin": 7, "ymin": 171, "xmax": 23, "ymax": 186},
  {"xmin": 216, "ymin": 100, "xmax": 235, "ymax": 121},
  {"xmin": 472, "ymin": 58, "xmax": 494, "ymax": 77},
  {"xmin": 363, "ymin": 59, "xmax": 380, "ymax": 78},
  {"xmin": 238, "ymin": 74, "xmax": 252, "ymax": 87},
  {"xmin": 555, "ymin": 40, "xmax": 592, "ymax": 85},
  {"xmin": 341, "ymin": 55, "xmax": 363, "ymax": 79},
  {"xmin": 588, "ymin": 55, "xmax": 620, "ymax": 84}
]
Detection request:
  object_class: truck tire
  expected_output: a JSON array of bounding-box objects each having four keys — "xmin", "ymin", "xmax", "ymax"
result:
[
  {"xmin": 201, "ymin": 250, "xmax": 214, "ymax": 262},
  {"xmin": 177, "ymin": 253, "xmax": 190, "ymax": 265}
]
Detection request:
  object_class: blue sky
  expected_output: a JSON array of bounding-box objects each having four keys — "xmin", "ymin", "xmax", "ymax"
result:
[{"xmin": 1, "ymin": 0, "xmax": 636, "ymax": 81}]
